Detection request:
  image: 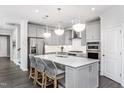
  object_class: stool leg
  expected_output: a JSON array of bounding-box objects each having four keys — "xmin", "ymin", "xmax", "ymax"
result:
[
  {"xmin": 42, "ymin": 72, "xmax": 45, "ymax": 88},
  {"xmin": 29, "ymin": 67, "xmax": 32, "ymax": 79},
  {"xmin": 54, "ymin": 79, "xmax": 57, "ymax": 88},
  {"xmin": 44, "ymin": 75, "xmax": 47, "ymax": 88},
  {"xmin": 33, "ymin": 69, "xmax": 37, "ymax": 85}
]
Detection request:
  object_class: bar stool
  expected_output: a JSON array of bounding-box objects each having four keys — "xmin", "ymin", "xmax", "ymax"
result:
[
  {"xmin": 43, "ymin": 59, "xmax": 65, "ymax": 88},
  {"xmin": 29, "ymin": 54, "xmax": 37, "ymax": 84},
  {"xmin": 35, "ymin": 57, "xmax": 46, "ymax": 87}
]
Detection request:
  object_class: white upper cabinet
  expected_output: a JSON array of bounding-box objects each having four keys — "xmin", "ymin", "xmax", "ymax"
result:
[{"xmin": 86, "ymin": 20, "xmax": 100, "ymax": 42}]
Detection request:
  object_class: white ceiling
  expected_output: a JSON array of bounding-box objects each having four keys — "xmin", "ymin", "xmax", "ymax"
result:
[{"xmin": 0, "ymin": 5, "xmax": 112, "ymax": 27}]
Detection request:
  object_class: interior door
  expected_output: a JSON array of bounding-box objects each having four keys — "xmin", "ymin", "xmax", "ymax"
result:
[
  {"xmin": 102, "ymin": 27, "xmax": 122, "ymax": 83},
  {"xmin": 0, "ymin": 36, "xmax": 7, "ymax": 57}
]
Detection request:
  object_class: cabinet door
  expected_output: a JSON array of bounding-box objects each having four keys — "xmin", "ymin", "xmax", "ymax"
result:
[
  {"xmin": 44, "ymin": 33, "xmax": 52, "ymax": 45},
  {"xmin": 86, "ymin": 21, "xmax": 100, "ymax": 42},
  {"xmin": 89, "ymin": 62, "xmax": 99, "ymax": 88},
  {"xmin": 45, "ymin": 30, "xmax": 60, "ymax": 45},
  {"xmin": 92, "ymin": 21, "xmax": 100, "ymax": 41},
  {"xmin": 36, "ymin": 25, "xmax": 45, "ymax": 38},
  {"xmin": 86, "ymin": 24, "xmax": 93, "ymax": 41},
  {"xmin": 81, "ymin": 30, "xmax": 86, "ymax": 46},
  {"xmin": 66, "ymin": 67, "xmax": 75, "ymax": 88},
  {"xmin": 58, "ymin": 34, "xmax": 65, "ymax": 45},
  {"xmin": 76, "ymin": 65, "xmax": 90, "ymax": 88},
  {"xmin": 64, "ymin": 30, "xmax": 72, "ymax": 45},
  {"xmin": 45, "ymin": 31, "xmax": 65, "ymax": 45},
  {"xmin": 50, "ymin": 31, "xmax": 58, "ymax": 45},
  {"xmin": 28, "ymin": 24, "xmax": 37, "ymax": 37},
  {"xmin": 66, "ymin": 65, "xmax": 90, "ymax": 88}
]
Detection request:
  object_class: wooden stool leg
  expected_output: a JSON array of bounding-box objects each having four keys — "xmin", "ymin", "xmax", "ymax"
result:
[
  {"xmin": 54, "ymin": 79, "xmax": 57, "ymax": 88},
  {"xmin": 42, "ymin": 72, "xmax": 45, "ymax": 88},
  {"xmin": 29, "ymin": 67, "xmax": 32, "ymax": 79},
  {"xmin": 44, "ymin": 75, "xmax": 47, "ymax": 88},
  {"xmin": 33, "ymin": 69, "xmax": 37, "ymax": 85}
]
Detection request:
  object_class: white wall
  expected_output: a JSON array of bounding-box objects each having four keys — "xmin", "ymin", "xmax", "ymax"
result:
[
  {"xmin": 100, "ymin": 6, "xmax": 124, "ymax": 30},
  {"xmin": 121, "ymin": 24, "xmax": 124, "ymax": 87},
  {"xmin": 0, "ymin": 29, "xmax": 11, "ymax": 35},
  {"xmin": 10, "ymin": 27, "xmax": 19, "ymax": 65},
  {"xmin": 20, "ymin": 20, "xmax": 28, "ymax": 71},
  {"xmin": 100, "ymin": 6, "xmax": 124, "ymax": 86}
]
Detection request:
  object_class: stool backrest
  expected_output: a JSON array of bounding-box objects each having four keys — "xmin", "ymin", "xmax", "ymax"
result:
[
  {"xmin": 35, "ymin": 57, "xmax": 46, "ymax": 72},
  {"xmin": 42, "ymin": 59, "xmax": 57, "ymax": 78},
  {"xmin": 29, "ymin": 54, "xmax": 36, "ymax": 68}
]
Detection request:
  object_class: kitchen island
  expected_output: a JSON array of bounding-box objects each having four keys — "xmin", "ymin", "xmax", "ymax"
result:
[{"xmin": 35, "ymin": 54, "xmax": 99, "ymax": 88}]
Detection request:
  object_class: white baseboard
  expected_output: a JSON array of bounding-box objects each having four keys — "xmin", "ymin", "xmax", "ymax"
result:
[{"xmin": 20, "ymin": 66, "xmax": 28, "ymax": 71}]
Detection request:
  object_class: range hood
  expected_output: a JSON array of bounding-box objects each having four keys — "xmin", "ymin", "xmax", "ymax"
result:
[
  {"xmin": 72, "ymin": 31, "xmax": 82, "ymax": 39},
  {"xmin": 65, "ymin": 27, "xmax": 82, "ymax": 40}
]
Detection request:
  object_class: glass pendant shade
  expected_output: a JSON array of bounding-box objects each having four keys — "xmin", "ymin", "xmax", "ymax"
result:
[
  {"xmin": 43, "ymin": 32, "xmax": 51, "ymax": 38},
  {"xmin": 72, "ymin": 23, "xmax": 85, "ymax": 32},
  {"xmin": 54, "ymin": 28, "xmax": 64, "ymax": 36}
]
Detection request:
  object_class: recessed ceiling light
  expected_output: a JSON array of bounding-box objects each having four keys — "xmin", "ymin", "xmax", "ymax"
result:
[
  {"xmin": 57, "ymin": 8, "xmax": 62, "ymax": 11},
  {"xmin": 35, "ymin": 9, "xmax": 39, "ymax": 13},
  {"xmin": 91, "ymin": 8, "xmax": 95, "ymax": 11},
  {"xmin": 45, "ymin": 15, "xmax": 49, "ymax": 18}
]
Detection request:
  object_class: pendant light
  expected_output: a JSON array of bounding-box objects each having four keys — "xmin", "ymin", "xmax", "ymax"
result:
[
  {"xmin": 54, "ymin": 8, "xmax": 64, "ymax": 36},
  {"xmin": 43, "ymin": 25, "xmax": 51, "ymax": 38},
  {"xmin": 54, "ymin": 28, "xmax": 64, "ymax": 36},
  {"xmin": 43, "ymin": 15, "xmax": 51, "ymax": 38},
  {"xmin": 72, "ymin": 23, "xmax": 85, "ymax": 32},
  {"xmin": 54, "ymin": 23, "xmax": 64, "ymax": 36},
  {"xmin": 43, "ymin": 32, "xmax": 51, "ymax": 38},
  {"xmin": 72, "ymin": 15, "xmax": 85, "ymax": 32}
]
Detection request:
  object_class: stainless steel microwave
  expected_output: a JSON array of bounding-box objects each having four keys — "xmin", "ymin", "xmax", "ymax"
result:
[{"xmin": 87, "ymin": 42, "xmax": 100, "ymax": 51}]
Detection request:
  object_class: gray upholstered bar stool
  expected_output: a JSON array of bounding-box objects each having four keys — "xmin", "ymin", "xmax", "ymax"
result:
[
  {"xmin": 43, "ymin": 59, "xmax": 65, "ymax": 88},
  {"xmin": 35, "ymin": 57, "xmax": 46, "ymax": 87},
  {"xmin": 29, "ymin": 54, "xmax": 37, "ymax": 84}
]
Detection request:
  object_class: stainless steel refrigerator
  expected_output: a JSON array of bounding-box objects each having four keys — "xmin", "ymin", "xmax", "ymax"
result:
[{"xmin": 28, "ymin": 37, "xmax": 45, "ymax": 55}]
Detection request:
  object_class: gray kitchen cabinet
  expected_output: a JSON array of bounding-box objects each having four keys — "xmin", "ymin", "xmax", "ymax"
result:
[
  {"xmin": 28, "ymin": 24, "xmax": 37, "ymax": 37},
  {"xmin": 66, "ymin": 62, "xmax": 99, "ymax": 88},
  {"xmin": 28, "ymin": 24, "xmax": 45, "ymax": 38},
  {"xmin": 64, "ymin": 30, "xmax": 72, "ymax": 45},
  {"xmin": 44, "ymin": 31, "xmax": 53, "ymax": 45},
  {"xmin": 81, "ymin": 29, "xmax": 86, "ymax": 46},
  {"xmin": 89, "ymin": 62, "xmax": 99, "ymax": 88},
  {"xmin": 58, "ymin": 34, "xmax": 65, "ymax": 45},
  {"xmin": 28, "ymin": 23, "xmax": 72, "ymax": 45},
  {"xmin": 45, "ymin": 30, "xmax": 65, "ymax": 45},
  {"xmin": 76, "ymin": 65, "xmax": 90, "ymax": 88},
  {"xmin": 86, "ymin": 20, "xmax": 100, "ymax": 42},
  {"xmin": 36, "ymin": 25, "xmax": 45, "ymax": 38}
]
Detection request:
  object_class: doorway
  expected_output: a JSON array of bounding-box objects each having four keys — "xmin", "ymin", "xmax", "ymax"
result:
[
  {"xmin": 0, "ymin": 35, "xmax": 10, "ymax": 58},
  {"xmin": 101, "ymin": 26, "xmax": 122, "ymax": 84}
]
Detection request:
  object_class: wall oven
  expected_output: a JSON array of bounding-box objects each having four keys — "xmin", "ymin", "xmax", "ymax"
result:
[
  {"xmin": 87, "ymin": 42, "xmax": 100, "ymax": 59},
  {"xmin": 87, "ymin": 52, "xmax": 99, "ymax": 59},
  {"xmin": 87, "ymin": 42, "xmax": 100, "ymax": 51},
  {"xmin": 87, "ymin": 42, "xmax": 101, "ymax": 75}
]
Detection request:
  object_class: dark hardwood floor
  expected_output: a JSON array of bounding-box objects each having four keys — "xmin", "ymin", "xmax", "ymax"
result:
[{"xmin": 0, "ymin": 57, "xmax": 122, "ymax": 88}]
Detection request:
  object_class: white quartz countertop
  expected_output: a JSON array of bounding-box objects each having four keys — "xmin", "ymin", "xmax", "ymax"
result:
[{"xmin": 35, "ymin": 54, "xmax": 99, "ymax": 68}]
